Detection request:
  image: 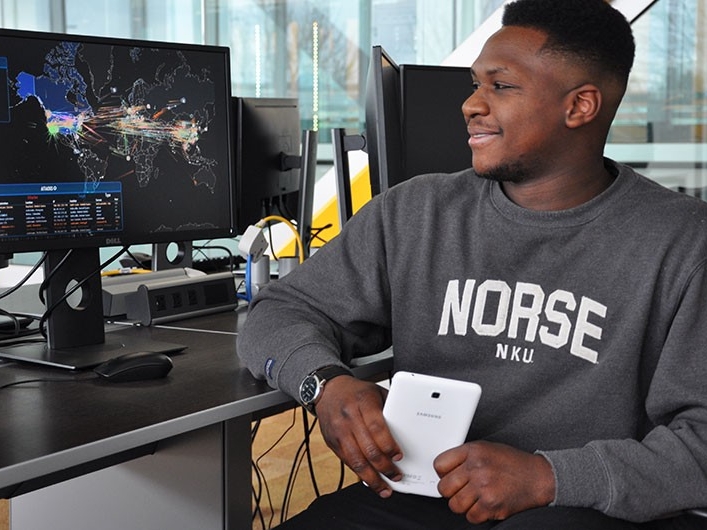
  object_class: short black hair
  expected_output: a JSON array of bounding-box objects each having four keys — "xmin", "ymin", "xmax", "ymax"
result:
[{"xmin": 502, "ymin": 0, "xmax": 635, "ymax": 86}]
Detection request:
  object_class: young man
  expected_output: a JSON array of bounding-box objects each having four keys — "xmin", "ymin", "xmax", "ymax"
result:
[{"xmin": 237, "ymin": 0, "xmax": 707, "ymax": 528}]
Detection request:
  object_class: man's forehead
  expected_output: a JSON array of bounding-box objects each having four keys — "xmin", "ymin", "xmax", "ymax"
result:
[
  {"xmin": 471, "ymin": 26, "xmax": 549, "ymax": 76},
  {"xmin": 470, "ymin": 65, "xmax": 510, "ymax": 78}
]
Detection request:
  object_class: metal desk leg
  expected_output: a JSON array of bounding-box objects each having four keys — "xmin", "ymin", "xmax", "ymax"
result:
[{"xmin": 224, "ymin": 415, "xmax": 253, "ymax": 529}]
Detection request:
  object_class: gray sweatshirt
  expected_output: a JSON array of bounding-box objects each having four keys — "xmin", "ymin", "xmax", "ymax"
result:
[{"xmin": 237, "ymin": 160, "xmax": 707, "ymax": 522}]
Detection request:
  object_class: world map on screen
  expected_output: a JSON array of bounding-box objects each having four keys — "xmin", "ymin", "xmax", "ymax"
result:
[{"xmin": 10, "ymin": 40, "xmax": 220, "ymax": 193}]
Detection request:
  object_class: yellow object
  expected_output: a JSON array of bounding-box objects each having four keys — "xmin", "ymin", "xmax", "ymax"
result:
[
  {"xmin": 279, "ymin": 165, "xmax": 372, "ymax": 256},
  {"xmin": 101, "ymin": 268, "xmax": 153, "ymax": 276},
  {"xmin": 258, "ymin": 215, "xmax": 306, "ymax": 263}
]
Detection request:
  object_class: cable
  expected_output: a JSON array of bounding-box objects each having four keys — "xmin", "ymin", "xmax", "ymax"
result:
[
  {"xmin": 0, "ymin": 308, "xmax": 21, "ymax": 338},
  {"xmin": 123, "ymin": 248, "xmax": 152, "ymax": 269},
  {"xmin": 193, "ymin": 244, "xmax": 239, "ymax": 273},
  {"xmin": 252, "ymin": 460, "xmax": 268, "ymax": 529},
  {"xmin": 235, "ymin": 277, "xmax": 247, "ymax": 301},
  {"xmin": 280, "ymin": 409, "xmax": 319, "ymax": 524},
  {"xmin": 38, "ymin": 250, "xmax": 73, "ymax": 305},
  {"xmin": 257, "ymin": 215, "xmax": 305, "ymax": 264},
  {"xmin": 251, "ymin": 408, "xmax": 298, "ymax": 529},
  {"xmin": 236, "ymin": 254, "xmax": 253, "ymax": 302},
  {"xmin": 301, "ymin": 411, "xmax": 321, "ymax": 498},
  {"xmin": 246, "ymin": 254, "xmax": 252, "ymax": 300},
  {"xmin": 277, "ymin": 195, "xmax": 297, "ymax": 224},
  {"xmin": 0, "ymin": 310, "xmax": 39, "ymax": 340},
  {"xmin": 309, "ymin": 223, "xmax": 333, "ymax": 249}
]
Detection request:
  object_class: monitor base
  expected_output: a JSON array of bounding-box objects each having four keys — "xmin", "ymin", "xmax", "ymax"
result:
[{"xmin": 0, "ymin": 331, "xmax": 186, "ymax": 370}]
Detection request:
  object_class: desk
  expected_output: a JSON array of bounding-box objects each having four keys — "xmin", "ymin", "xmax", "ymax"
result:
[{"xmin": 0, "ymin": 291, "xmax": 393, "ymax": 529}]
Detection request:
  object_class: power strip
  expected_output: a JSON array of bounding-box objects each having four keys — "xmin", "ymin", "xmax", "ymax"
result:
[
  {"xmin": 125, "ymin": 272, "xmax": 238, "ymax": 325},
  {"xmin": 102, "ymin": 268, "xmax": 200, "ymax": 317}
]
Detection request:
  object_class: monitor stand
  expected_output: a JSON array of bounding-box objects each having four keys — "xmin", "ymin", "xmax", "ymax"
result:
[
  {"xmin": 297, "ymin": 129, "xmax": 318, "ymax": 259},
  {"xmin": 0, "ymin": 248, "xmax": 186, "ymax": 370},
  {"xmin": 331, "ymin": 128, "xmax": 365, "ymax": 229},
  {"xmin": 152, "ymin": 241, "xmax": 193, "ymax": 270}
]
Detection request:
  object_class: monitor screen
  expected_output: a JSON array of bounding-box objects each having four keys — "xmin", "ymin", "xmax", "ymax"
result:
[
  {"xmin": 233, "ymin": 97, "xmax": 302, "ymax": 233},
  {"xmin": 364, "ymin": 46, "xmax": 473, "ymax": 194},
  {"xmin": 0, "ymin": 28, "xmax": 235, "ymax": 254},
  {"xmin": 0, "ymin": 28, "xmax": 235, "ymax": 369}
]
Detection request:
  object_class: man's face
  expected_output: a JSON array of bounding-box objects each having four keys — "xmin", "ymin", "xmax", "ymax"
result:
[{"xmin": 463, "ymin": 26, "xmax": 575, "ymax": 183}]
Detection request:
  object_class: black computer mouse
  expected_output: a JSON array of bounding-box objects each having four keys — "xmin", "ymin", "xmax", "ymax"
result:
[{"xmin": 94, "ymin": 351, "xmax": 173, "ymax": 383}]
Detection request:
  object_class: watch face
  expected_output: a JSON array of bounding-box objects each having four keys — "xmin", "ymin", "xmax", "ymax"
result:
[{"xmin": 300, "ymin": 375, "xmax": 319, "ymax": 404}]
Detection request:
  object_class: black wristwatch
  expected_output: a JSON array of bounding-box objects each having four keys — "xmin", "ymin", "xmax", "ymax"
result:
[{"xmin": 299, "ymin": 365, "xmax": 352, "ymax": 415}]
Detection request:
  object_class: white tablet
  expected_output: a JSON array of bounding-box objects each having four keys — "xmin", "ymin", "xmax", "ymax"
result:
[{"xmin": 381, "ymin": 371, "xmax": 482, "ymax": 497}]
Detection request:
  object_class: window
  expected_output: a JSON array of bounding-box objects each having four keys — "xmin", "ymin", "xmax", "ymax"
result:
[
  {"xmin": 1, "ymin": 0, "xmax": 703, "ymax": 189},
  {"xmin": 607, "ymin": 0, "xmax": 707, "ymax": 194},
  {"xmin": 0, "ymin": 0, "xmax": 499, "ymax": 139}
]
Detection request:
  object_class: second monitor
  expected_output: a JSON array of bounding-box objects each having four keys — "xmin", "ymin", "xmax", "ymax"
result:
[
  {"xmin": 233, "ymin": 97, "xmax": 301, "ymax": 232},
  {"xmin": 233, "ymin": 97, "xmax": 317, "ymax": 258},
  {"xmin": 365, "ymin": 45, "xmax": 473, "ymax": 196}
]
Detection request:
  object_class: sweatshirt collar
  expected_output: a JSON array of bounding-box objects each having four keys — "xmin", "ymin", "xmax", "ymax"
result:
[{"xmin": 488, "ymin": 159, "xmax": 637, "ymax": 227}]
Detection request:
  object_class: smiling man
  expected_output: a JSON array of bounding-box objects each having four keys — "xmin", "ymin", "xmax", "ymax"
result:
[{"xmin": 237, "ymin": 1, "xmax": 707, "ymax": 529}]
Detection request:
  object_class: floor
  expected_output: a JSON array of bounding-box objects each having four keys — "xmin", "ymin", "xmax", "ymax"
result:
[
  {"xmin": 251, "ymin": 407, "xmax": 358, "ymax": 530},
  {"xmin": 0, "ymin": 407, "xmax": 354, "ymax": 530}
]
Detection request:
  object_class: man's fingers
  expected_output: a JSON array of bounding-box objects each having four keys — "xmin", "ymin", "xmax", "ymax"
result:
[{"xmin": 316, "ymin": 378, "xmax": 403, "ymax": 496}]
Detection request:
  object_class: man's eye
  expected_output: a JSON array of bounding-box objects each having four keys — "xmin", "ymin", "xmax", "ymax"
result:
[
  {"xmin": 470, "ymin": 82, "xmax": 480, "ymax": 93},
  {"xmin": 494, "ymin": 82, "xmax": 512, "ymax": 90}
]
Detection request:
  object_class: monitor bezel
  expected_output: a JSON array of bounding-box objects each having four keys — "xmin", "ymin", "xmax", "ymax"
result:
[
  {"xmin": 364, "ymin": 45, "xmax": 403, "ymax": 196},
  {"xmin": 364, "ymin": 46, "xmax": 473, "ymax": 196},
  {"xmin": 0, "ymin": 27, "xmax": 236, "ymax": 255}
]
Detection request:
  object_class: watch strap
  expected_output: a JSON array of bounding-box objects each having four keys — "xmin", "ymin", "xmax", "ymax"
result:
[
  {"xmin": 300, "ymin": 365, "xmax": 352, "ymax": 414},
  {"xmin": 313, "ymin": 364, "xmax": 352, "ymax": 382}
]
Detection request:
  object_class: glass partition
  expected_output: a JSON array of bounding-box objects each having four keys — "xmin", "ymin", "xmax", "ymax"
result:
[
  {"xmin": 0, "ymin": 0, "xmax": 501, "ymax": 137},
  {"xmin": 607, "ymin": 0, "xmax": 706, "ymax": 194},
  {"xmin": 1, "ymin": 0, "xmax": 703, "ymax": 195}
]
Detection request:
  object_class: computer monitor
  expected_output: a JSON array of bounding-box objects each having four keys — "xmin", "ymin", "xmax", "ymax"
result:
[
  {"xmin": 233, "ymin": 97, "xmax": 316, "ymax": 255},
  {"xmin": 364, "ymin": 45, "xmax": 402, "ymax": 196},
  {"xmin": 364, "ymin": 46, "xmax": 473, "ymax": 195},
  {"xmin": 399, "ymin": 64, "xmax": 472, "ymax": 180},
  {"xmin": 233, "ymin": 97, "xmax": 301, "ymax": 230},
  {"xmin": 0, "ymin": 28, "xmax": 235, "ymax": 369}
]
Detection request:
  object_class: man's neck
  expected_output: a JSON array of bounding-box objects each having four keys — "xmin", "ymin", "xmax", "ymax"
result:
[{"xmin": 501, "ymin": 163, "xmax": 616, "ymax": 212}]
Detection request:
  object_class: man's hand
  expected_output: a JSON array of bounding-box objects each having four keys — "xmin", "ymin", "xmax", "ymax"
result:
[
  {"xmin": 314, "ymin": 376, "xmax": 403, "ymax": 498},
  {"xmin": 434, "ymin": 440, "xmax": 556, "ymax": 523}
]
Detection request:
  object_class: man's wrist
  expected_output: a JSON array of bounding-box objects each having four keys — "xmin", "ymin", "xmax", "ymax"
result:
[
  {"xmin": 298, "ymin": 365, "xmax": 353, "ymax": 414},
  {"xmin": 533, "ymin": 453, "xmax": 557, "ymax": 507}
]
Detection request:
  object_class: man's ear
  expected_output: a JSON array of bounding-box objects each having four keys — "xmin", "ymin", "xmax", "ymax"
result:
[{"xmin": 565, "ymin": 84, "xmax": 602, "ymax": 128}]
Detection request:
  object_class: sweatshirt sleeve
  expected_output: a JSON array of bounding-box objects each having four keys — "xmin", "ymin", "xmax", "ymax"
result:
[
  {"xmin": 236, "ymin": 194, "xmax": 393, "ymax": 401},
  {"xmin": 539, "ymin": 262, "xmax": 707, "ymax": 522}
]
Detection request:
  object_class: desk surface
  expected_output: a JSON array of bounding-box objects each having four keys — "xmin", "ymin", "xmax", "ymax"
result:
[
  {"xmin": 0, "ymin": 296, "xmax": 393, "ymax": 499},
  {"xmin": 0, "ymin": 309, "xmax": 269, "ymax": 497}
]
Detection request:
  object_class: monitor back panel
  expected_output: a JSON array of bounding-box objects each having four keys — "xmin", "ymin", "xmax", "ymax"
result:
[{"xmin": 400, "ymin": 65, "xmax": 473, "ymax": 184}]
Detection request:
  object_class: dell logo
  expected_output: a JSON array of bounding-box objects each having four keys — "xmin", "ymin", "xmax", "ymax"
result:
[{"xmin": 105, "ymin": 237, "xmax": 122, "ymax": 245}]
